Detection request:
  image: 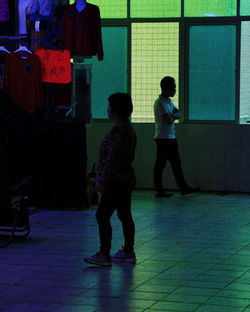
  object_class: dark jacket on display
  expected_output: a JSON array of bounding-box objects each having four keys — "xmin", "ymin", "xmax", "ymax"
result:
[{"xmin": 61, "ymin": 3, "xmax": 103, "ymax": 60}]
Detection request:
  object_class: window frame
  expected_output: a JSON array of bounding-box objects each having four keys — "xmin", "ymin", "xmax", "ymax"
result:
[
  {"xmin": 183, "ymin": 20, "xmax": 240, "ymax": 124},
  {"xmin": 90, "ymin": 0, "xmax": 250, "ymax": 125}
]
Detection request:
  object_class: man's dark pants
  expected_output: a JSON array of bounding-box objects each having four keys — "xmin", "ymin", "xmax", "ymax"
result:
[{"xmin": 154, "ymin": 138, "xmax": 188, "ymax": 193}]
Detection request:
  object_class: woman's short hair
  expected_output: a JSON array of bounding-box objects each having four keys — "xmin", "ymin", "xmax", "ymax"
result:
[{"xmin": 108, "ymin": 93, "xmax": 133, "ymax": 119}]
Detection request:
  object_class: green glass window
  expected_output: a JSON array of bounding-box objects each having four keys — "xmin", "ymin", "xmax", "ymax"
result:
[
  {"xmin": 240, "ymin": 22, "xmax": 250, "ymax": 123},
  {"xmin": 188, "ymin": 25, "xmax": 236, "ymax": 121},
  {"xmin": 85, "ymin": 0, "xmax": 127, "ymax": 18},
  {"xmin": 131, "ymin": 23, "xmax": 179, "ymax": 122},
  {"xmin": 240, "ymin": 0, "xmax": 250, "ymax": 16},
  {"xmin": 91, "ymin": 27, "xmax": 128, "ymax": 118},
  {"xmin": 130, "ymin": 0, "xmax": 181, "ymax": 18},
  {"xmin": 185, "ymin": 0, "xmax": 236, "ymax": 17}
]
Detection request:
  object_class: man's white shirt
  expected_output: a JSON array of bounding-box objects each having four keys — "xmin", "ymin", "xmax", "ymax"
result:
[{"xmin": 154, "ymin": 95, "xmax": 177, "ymax": 139}]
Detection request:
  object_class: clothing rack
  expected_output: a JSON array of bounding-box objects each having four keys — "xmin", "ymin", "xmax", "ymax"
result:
[
  {"xmin": 0, "ymin": 36, "xmax": 29, "ymax": 54},
  {"xmin": 0, "ymin": 35, "xmax": 27, "ymax": 39}
]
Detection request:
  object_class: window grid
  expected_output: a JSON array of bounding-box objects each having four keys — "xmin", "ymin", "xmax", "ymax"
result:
[
  {"xmin": 131, "ymin": 23, "xmax": 179, "ymax": 122},
  {"xmin": 185, "ymin": 0, "xmax": 237, "ymax": 17},
  {"xmin": 68, "ymin": 1, "xmax": 250, "ymax": 123},
  {"xmin": 69, "ymin": 0, "xmax": 246, "ymax": 18},
  {"xmin": 90, "ymin": 0, "xmax": 127, "ymax": 18},
  {"xmin": 70, "ymin": 0, "xmax": 127, "ymax": 18},
  {"xmin": 240, "ymin": 22, "xmax": 250, "ymax": 123},
  {"xmin": 240, "ymin": 0, "xmax": 250, "ymax": 16},
  {"xmin": 130, "ymin": 0, "xmax": 181, "ymax": 18},
  {"xmin": 188, "ymin": 26, "xmax": 236, "ymax": 121}
]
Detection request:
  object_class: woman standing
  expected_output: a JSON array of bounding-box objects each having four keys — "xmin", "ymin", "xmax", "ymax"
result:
[{"xmin": 84, "ymin": 93, "xmax": 137, "ymax": 266}]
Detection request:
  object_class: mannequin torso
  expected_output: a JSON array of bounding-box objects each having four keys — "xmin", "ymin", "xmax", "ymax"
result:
[{"xmin": 75, "ymin": 0, "xmax": 87, "ymax": 12}]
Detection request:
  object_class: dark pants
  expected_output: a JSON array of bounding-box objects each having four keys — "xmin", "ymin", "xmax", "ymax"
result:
[
  {"xmin": 96, "ymin": 182, "xmax": 135, "ymax": 256},
  {"xmin": 154, "ymin": 138, "xmax": 188, "ymax": 193}
]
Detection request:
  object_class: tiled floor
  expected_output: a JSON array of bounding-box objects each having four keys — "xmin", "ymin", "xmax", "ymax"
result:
[{"xmin": 1, "ymin": 190, "xmax": 250, "ymax": 312}]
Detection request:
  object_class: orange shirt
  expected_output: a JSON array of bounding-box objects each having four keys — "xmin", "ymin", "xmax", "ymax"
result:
[{"xmin": 35, "ymin": 49, "xmax": 71, "ymax": 84}]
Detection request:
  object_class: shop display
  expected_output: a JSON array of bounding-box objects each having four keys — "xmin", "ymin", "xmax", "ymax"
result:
[
  {"xmin": 61, "ymin": 0, "xmax": 104, "ymax": 59},
  {"xmin": 0, "ymin": 0, "xmax": 93, "ymax": 209},
  {"xmin": 3, "ymin": 51, "xmax": 44, "ymax": 113}
]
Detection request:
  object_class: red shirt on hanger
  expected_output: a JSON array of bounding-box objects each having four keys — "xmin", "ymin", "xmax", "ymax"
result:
[{"xmin": 3, "ymin": 52, "xmax": 44, "ymax": 114}]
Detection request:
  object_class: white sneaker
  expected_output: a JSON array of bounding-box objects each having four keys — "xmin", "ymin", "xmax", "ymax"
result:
[{"xmin": 111, "ymin": 249, "xmax": 136, "ymax": 263}]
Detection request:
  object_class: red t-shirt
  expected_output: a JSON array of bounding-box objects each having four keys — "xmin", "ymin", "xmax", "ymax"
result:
[
  {"xmin": 3, "ymin": 52, "xmax": 43, "ymax": 114},
  {"xmin": 35, "ymin": 49, "xmax": 72, "ymax": 84},
  {"xmin": 61, "ymin": 3, "xmax": 104, "ymax": 60}
]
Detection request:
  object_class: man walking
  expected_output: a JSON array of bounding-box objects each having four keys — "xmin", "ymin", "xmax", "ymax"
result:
[{"xmin": 153, "ymin": 76, "xmax": 199, "ymax": 197}]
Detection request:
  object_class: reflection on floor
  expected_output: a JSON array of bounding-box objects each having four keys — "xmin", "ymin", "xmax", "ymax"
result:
[{"xmin": 1, "ymin": 190, "xmax": 250, "ymax": 312}]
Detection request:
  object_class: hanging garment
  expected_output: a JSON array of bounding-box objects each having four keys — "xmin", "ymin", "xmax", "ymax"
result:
[
  {"xmin": 28, "ymin": 25, "xmax": 49, "ymax": 50},
  {"xmin": 3, "ymin": 52, "xmax": 44, "ymax": 113},
  {"xmin": 61, "ymin": 3, "xmax": 104, "ymax": 60},
  {"xmin": 0, "ymin": 50, "xmax": 10, "ymax": 89},
  {"xmin": 0, "ymin": 0, "xmax": 9, "ymax": 21},
  {"xmin": 26, "ymin": 0, "xmax": 53, "ymax": 18},
  {"xmin": 26, "ymin": 0, "xmax": 53, "ymax": 49},
  {"xmin": 35, "ymin": 48, "xmax": 71, "ymax": 83},
  {"xmin": 18, "ymin": 0, "xmax": 32, "ymax": 34}
]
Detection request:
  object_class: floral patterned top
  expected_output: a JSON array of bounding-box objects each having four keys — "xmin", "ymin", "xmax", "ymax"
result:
[{"xmin": 97, "ymin": 120, "xmax": 136, "ymax": 189}]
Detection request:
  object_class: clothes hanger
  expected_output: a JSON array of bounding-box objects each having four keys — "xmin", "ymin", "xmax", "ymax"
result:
[
  {"xmin": 14, "ymin": 44, "xmax": 32, "ymax": 54},
  {"xmin": 0, "ymin": 45, "xmax": 11, "ymax": 53}
]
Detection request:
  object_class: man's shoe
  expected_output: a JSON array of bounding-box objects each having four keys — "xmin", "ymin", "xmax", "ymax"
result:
[
  {"xmin": 111, "ymin": 249, "xmax": 136, "ymax": 263},
  {"xmin": 155, "ymin": 192, "xmax": 173, "ymax": 198},
  {"xmin": 181, "ymin": 187, "xmax": 200, "ymax": 195},
  {"xmin": 84, "ymin": 251, "xmax": 112, "ymax": 266}
]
